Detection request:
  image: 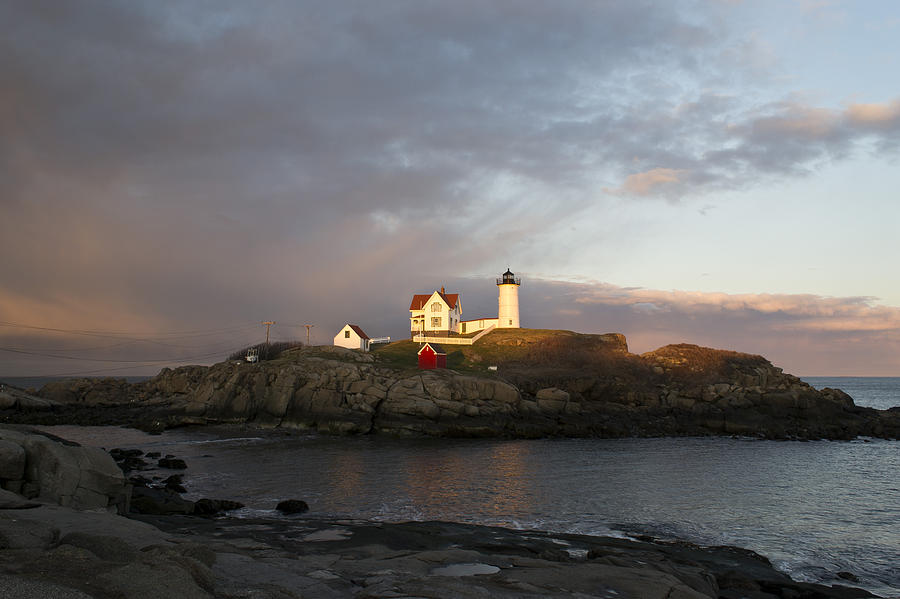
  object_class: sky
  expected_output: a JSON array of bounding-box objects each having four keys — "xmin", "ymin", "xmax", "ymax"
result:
[{"xmin": 2, "ymin": 0, "xmax": 900, "ymax": 378}]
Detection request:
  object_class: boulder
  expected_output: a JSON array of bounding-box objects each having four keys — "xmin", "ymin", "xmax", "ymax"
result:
[
  {"xmin": 0, "ymin": 515, "xmax": 59, "ymax": 550},
  {"xmin": 163, "ymin": 474, "xmax": 187, "ymax": 493},
  {"xmin": 0, "ymin": 439, "xmax": 26, "ymax": 480},
  {"xmin": 59, "ymin": 531, "xmax": 138, "ymax": 563},
  {"xmin": 37, "ymin": 377, "xmax": 132, "ymax": 406},
  {"xmin": 275, "ymin": 499, "xmax": 309, "ymax": 514},
  {"xmin": 0, "ymin": 384, "xmax": 62, "ymax": 411},
  {"xmin": 96, "ymin": 559, "xmax": 212, "ymax": 599},
  {"xmin": 536, "ymin": 387, "xmax": 569, "ymax": 414},
  {"xmin": 158, "ymin": 457, "xmax": 188, "ymax": 470},
  {"xmin": 0, "ymin": 487, "xmax": 40, "ymax": 509},
  {"xmin": 109, "ymin": 448, "xmax": 144, "ymax": 460},
  {"xmin": 139, "ymin": 544, "xmax": 216, "ymax": 593},
  {"xmin": 130, "ymin": 487, "xmax": 194, "ymax": 515},
  {"xmin": 0, "ymin": 427, "xmax": 128, "ymax": 512}
]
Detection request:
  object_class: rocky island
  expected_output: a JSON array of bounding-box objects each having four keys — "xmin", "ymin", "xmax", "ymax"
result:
[{"xmin": 6, "ymin": 329, "xmax": 899, "ymax": 440}]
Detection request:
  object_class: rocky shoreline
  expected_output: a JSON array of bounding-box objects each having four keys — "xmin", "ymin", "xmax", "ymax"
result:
[
  {"xmin": 5, "ymin": 336, "xmax": 900, "ymax": 440},
  {"xmin": 0, "ymin": 424, "xmax": 890, "ymax": 598},
  {"xmin": 4, "ymin": 506, "xmax": 884, "ymax": 598}
]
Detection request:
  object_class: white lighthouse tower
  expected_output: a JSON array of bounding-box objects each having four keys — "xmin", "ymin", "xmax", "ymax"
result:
[{"xmin": 496, "ymin": 268, "xmax": 521, "ymax": 328}]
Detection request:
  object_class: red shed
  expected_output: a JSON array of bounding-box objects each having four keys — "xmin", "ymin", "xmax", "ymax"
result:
[{"xmin": 417, "ymin": 342, "xmax": 447, "ymax": 369}]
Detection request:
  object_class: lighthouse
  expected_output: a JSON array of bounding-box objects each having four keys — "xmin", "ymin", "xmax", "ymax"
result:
[{"xmin": 496, "ymin": 268, "xmax": 521, "ymax": 328}]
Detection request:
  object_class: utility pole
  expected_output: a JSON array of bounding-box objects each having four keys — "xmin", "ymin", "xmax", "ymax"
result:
[
  {"xmin": 262, "ymin": 321, "xmax": 275, "ymax": 345},
  {"xmin": 303, "ymin": 324, "xmax": 314, "ymax": 346}
]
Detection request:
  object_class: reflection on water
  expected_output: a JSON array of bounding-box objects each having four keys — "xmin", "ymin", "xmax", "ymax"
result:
[
  {"xmin": 484, "ymin": 442, "xmax": 533, "ymax": 521},
  {"xmin": 401, "ymin": 441, "xmax": 535, "ymax": 525},
  {"xmin": 326, "ymin": 451, "xmax": 365, "ymax": 507},
  {"xmin": 309, "ymin": 438, "xmax": 539, "ymax": 527}
]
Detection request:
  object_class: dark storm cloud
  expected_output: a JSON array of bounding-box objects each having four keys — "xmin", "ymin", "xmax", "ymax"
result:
[
  {"xmin": 0, "ymin": 1, "xmax": 725, "ymax": 220},
  {"xmin": 3, "ymin": 1, "xmax": 900, "ymax": 375}
]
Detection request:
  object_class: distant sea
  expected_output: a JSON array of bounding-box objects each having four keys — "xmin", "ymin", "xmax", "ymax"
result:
[
  {"xmin": 801, "ymin": 376, "xmax": 900, "ymax": 411},
  {"xmin": 9, "ymin": 374, "xmax": 900, "ymax": 596}
]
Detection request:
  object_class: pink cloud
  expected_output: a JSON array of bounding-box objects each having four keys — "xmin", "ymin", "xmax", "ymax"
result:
[
  {"xmin": 845, "ymin": 100, "xmax": 900, "ymax": 127},
  {"xmin": 606, "ymin": 168, "xmax": 687, "ymax": 196},
  {"xmin": 525, "ymin": 281, "xmax": 900, "ymax": 375},
  {"xmin": 573, "ymin": 286, "xmax": 900, "ymax": 332}
]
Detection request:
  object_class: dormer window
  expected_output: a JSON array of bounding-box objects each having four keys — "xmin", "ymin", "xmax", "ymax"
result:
[{"xmin": 431, "ymin": 302, "xmax": 442, "ymax": 312}]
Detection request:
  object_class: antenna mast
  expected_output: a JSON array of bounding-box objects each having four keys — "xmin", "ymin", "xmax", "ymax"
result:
[{"xmin": 262, "ymin": 321, "xmax": 275, "ymax": 344}]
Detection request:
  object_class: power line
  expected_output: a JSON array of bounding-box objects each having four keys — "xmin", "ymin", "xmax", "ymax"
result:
[
  {"xmin": 42, "ymin": 362, "xmax": 185, "ymax": 378},
  {"xmin": 0, "ymin": 320, "xmax": 260, "ymax": 340},
  {"xmin": 0, "ymin": 318, "xmax": 292, "ymax": 376},
  {"xmin": 0, "ymin": 341, "xmax": 254, "ymax": 364},
  {"xmin": 41, "ymin": 343, "xmax": 254, "ymax": 378},
  {"xmin": 0, "ymin": 336, "xmax": 254, "ymax": 352},
  {"xmin": 0, "ymin": 340, "xmax": 135, "ymax": 352}
]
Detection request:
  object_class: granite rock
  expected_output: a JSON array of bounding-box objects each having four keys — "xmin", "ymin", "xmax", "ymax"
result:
[
  {"xmin": 0, "ymin": 426, "xmax": 128, "ymax": 512},
  {"xmin": 24, "ymin": 337, "xmax": 900, "ymax": 440}
]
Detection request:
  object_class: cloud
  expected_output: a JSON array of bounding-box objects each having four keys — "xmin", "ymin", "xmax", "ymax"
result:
[
  {"xmin": 2, "ymin": 2, "xmax": 899, "ymax": 376},
  {"xmin": 606, "ymin": 168, "xmax": 688, "ymax": 196},
  {"xmin": 845, "ymin": 100, "xmax": 900, "ymax": 128},
  {"xmin": 4, "ymin": 271, "xmax": 900, "ymax": 376},
  {"xmin": 530, "ymin": 281, "xmax": 900, "ymax": 375},
  {"xmin": 571, "ymin": 284, "xmax": 900, "ymax": 330}
]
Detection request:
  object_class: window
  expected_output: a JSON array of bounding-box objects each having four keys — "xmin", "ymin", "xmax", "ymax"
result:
[
  {"xmin": 462, "ymin": 323, "xmax": 467, "ymax": 333},
  {"xmin": 431, "ymin": 317, "xmax": 441, "ymax": 327},
  {"xmin": 344, "ymin": 330, "xmax": 350, "ymax": 338},
  {"xmin": 509, "ymin": 319, "xmax": 513, "ymax": 325},
  {"xmin": 431, "ymin": 302, "xmax": 442, "ymax": 312}
]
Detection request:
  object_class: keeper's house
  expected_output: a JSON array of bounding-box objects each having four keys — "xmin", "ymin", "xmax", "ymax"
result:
[
  {"xmin": 333, "ymin": 324, "xmax": 370, "ymax": 351},
  {"xmin": 409, "ymin": 269, "xmax": 522, "ymax": 340},
  {"xmin": 409, "ymin": 288, "xmax": 461, "ymax": 336}
]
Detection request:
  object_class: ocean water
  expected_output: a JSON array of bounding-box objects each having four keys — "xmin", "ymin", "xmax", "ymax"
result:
[
  {"xmin": 18, "ymin": 377, "xmax": 900, "ymax": 596},
  {"xmin": 802, "ymin": 376, "xmax": 900, "ymax": 411},
  {"xmin": 37, "ymin": 427, "xmax": 900, "ymax": 596}
]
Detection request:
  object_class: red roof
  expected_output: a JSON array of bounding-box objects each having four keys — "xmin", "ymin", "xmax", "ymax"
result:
[
  {"xmin": 409, "ymin": 294, "xmax": 431, "ymax": 310},
  {"xmin": 409, "ymin": 292, "xmax": 459, "ymax": 310},
  {"xmin": 348, "ymin": 324, "xmax": 369, "ymax": 340}
]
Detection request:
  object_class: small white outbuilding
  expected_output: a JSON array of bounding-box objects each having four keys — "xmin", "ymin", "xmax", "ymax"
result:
[{"xmin": 333, "ymin": 324, "xmax": 371, "ymax": 351}]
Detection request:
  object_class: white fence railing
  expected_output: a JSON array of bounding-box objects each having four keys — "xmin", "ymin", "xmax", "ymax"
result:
[{"xmin": 412, "ymin": 325, "xmax": 495, "ymax": 345}]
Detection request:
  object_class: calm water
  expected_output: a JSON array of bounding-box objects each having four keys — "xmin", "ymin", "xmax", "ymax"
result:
[
  {"xmin": 802, "ymin": 377, "xmax": 900, "ymax": 411},
  {"xmin": 21, "ymin": 377, "xmax": 900, "ymax": 596}
]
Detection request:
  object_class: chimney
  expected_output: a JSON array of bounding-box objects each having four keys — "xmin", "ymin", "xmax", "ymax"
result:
[{"xmin": 441, "ymin": 286, "xmax": 445, "ymax": 294}]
